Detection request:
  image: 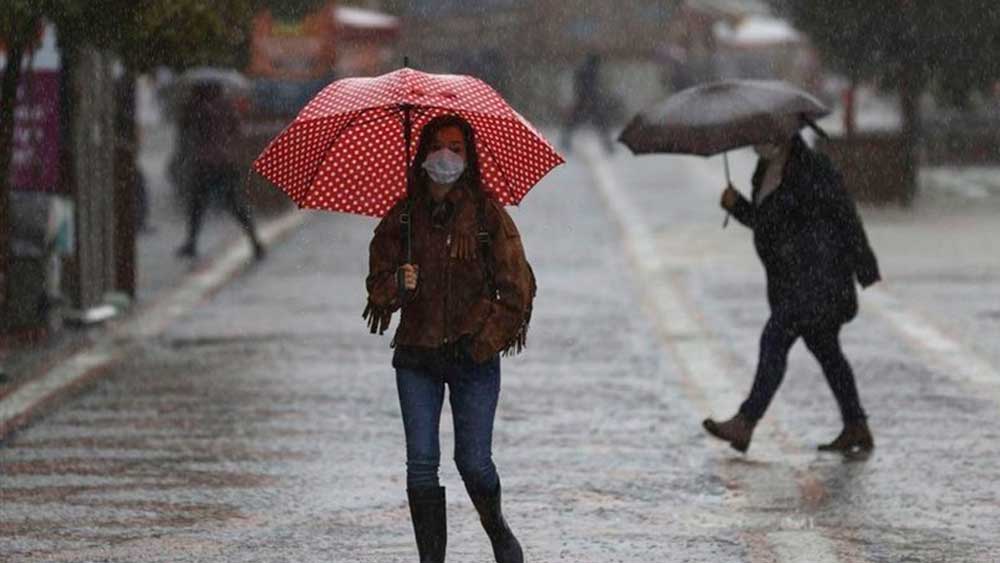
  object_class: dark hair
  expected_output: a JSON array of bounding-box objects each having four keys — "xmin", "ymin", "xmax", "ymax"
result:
[
  {"xmin": 190, "ymin": 81, "xmax": 223, "ymax": 102},
  {"xmin": 410, "ymin": 114, "xmax": 482, "ymax": 197}
]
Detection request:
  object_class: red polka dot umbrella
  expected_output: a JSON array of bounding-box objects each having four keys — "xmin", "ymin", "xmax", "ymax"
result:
[{"xmin": 253, "ymin": 67, "xmax": 564, "ymax": 218}]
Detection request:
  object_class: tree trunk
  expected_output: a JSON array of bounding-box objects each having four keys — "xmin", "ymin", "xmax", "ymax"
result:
[
  {"xmin": 114, "ymin": 70, "xmax": 137, "ymax": 298},
  {"xmin": 843, "ymin": 81, "xmax": 857, "ymax": 139},
  {"xmin": 899, "ymin": 72, "xmax": 921, "ymax": 206},
  {"xmin": 0, "ymin": 42, "xmax": 26, "ymax": 328}
]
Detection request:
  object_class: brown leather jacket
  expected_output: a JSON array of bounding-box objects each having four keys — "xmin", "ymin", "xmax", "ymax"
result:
[{"xmin": 364, "ymin": 185, "xmax": 536, "ymax": 364}]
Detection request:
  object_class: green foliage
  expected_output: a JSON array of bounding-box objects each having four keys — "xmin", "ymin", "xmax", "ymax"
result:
[
  {"xmin": 3, "ymin": 1, "xmax": 260, "ymax": 71},
  {"xmin": 0, "ymin": 1, "xmax": 47, "ymax": 47},
  {"xmin": 770, "ymin": 0, "xmax": 1000, "ymax": 105},
  {"xmin": 64, "ymin": 1, "xmax": 258, "ymax": 71}
]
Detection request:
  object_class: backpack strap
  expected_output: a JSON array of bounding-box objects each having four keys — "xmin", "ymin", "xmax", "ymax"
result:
[
  {"xmin": 474, "ymin": 195, "xmax": 537, "ymax": 357},
  {"xmin": 396, "ymin": 198, "xmax": 414, "ymax": 297},
  {"xmin": 475, "ymin": 195, "xmax": 497, "ymax": 298}
]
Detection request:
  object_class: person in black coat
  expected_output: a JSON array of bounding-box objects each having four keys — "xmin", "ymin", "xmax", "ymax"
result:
[
  {"xmin": 560, "ymin": 54, "xmax": 617, "ymax": 153},
  {"xmin": 703, "ymin": 133, "xmax": 881, "ymax": 454}
]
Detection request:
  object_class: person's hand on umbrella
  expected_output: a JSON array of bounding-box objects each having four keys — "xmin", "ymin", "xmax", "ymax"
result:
[
  {"xmin": 720, "ymin": 185, "xmax": 741, "ymax": 211},
  {"xmin": 399, "ymin": 264, "xmax": 419, "ymax": 291}
]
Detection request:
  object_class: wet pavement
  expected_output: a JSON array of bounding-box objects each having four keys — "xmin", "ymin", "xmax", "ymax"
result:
[
  {"xmin": 0, "ymin": 120, "xmax": 271, "ymax": 397},
  {"xmin": 2, "ymin": 135, "xmax": 999, "ymax": 562}
]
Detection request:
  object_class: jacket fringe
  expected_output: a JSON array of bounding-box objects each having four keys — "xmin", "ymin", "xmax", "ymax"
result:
[
  {"xmin": 501, "ymin": 270, "xmax": 537, "ymax": 357},
  {"xmin": 500, "ymin": 315, "xmax": 531, "ymax": 357},
  {"xmin": 362, "ymin": 301, "xmax": 394, "ymax": 335}
]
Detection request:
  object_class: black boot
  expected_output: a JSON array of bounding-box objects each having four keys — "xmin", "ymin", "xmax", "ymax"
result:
[
  {"xmin": 469, "ymin": 482, "xmax": 523, "ymax": 563},
  {"xmin": 818, "ymin": 420, "xmax": 874, "ymax": 453},
  {"xmin": 703, "ymin": 413, "xmax": 757, "ymax": 453},
  {"xmin": 407, "ymin": 487, "xmax": 446, "ymax": 563}
]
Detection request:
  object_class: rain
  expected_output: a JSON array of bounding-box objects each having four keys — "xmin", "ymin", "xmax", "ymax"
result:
[{"xmin": 2, "ymin": 1, "xmax": 1000, "ymax": 562}]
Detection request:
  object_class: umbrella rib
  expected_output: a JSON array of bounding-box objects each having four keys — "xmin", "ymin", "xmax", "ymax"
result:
[
  {"xmin": 300, "ymin": 109, "xmax": 381, "ymax": 199},
  {"xmin": 474, "ymin": 128, "xmax": 517, "ymax": 204},
  {"xmin": 297, "ymin": 103, "xmax": 518, "ymax": 127}
]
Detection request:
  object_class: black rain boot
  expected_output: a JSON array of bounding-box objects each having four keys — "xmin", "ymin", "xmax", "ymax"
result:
[
  {"xmin": 703, "ymin": 413, "xmax": 757, "ymax": 453},
  {"xmin": 407, "ymin": 487, "xmax": 447, "ymax": 563},
  {"xmin": 469, "ymin": 482, "xmax": 523, "ymax": 563},
  {"xmin": 818, "ymin": 420, "xmax": 874, "ymax": 453}
]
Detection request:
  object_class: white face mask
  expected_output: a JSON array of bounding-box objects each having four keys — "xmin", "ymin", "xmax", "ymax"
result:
[
  {"xmin": 422, "ymin": 148, "xmax": 466, "ymax": 185},
  {"xmin": 753, "ymin": 143, "xmax": 783, "ymax": 160}
]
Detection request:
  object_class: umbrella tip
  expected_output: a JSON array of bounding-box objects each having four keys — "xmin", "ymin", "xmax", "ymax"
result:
[{"xmin": 403, "ymin": 56, "xmax": 410, "ymax": 68}]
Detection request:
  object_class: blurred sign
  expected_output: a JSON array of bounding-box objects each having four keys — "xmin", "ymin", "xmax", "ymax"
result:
[
  {"xmin": 3, "ymin": 24, "xmax": 62, "ymax": 193},
  {"xmin": 10, "ymin": 70, "xmax": 61, "ymax": 192},
  {"xmin": 248, "ymin": 2, "xmax": 338, "ymax": 81}
]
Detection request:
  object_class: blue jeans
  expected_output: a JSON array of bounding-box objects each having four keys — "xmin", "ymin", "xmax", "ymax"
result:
[{"xmin": 396, "ymin": 357, "xmax": 501, "ymax": 496}]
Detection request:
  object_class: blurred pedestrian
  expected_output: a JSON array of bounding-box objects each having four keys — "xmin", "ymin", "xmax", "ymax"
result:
[
  {"xmin": 365, "ymin": 115, "xmax": 536, "ymax": 563},
  {"xmin": 561, "ymin": 54, "xmax": 617, "ymax": 153},
  {"xmin": 703, "ymin": 133, "xmax": 881, "ymax": 454},
  {"xmin": 175, "ymin": 82, "xmax": 264, "ymax": 260},
  {"xmin": 662, "ymin": 45, "xmax": 696, "ymax": 94}
]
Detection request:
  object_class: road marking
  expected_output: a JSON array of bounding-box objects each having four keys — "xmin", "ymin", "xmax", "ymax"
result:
[
  {"xmin": 0, "ymin": 211, "xmax": 310, "ymax": 439},
  {"xmin": 580, "ymin": 138, "xmax": 857, "ymax": 563},
  {"xmin": 769, "ymin": 530, "xmax": 842, "ymax": 563},
  {"xmin": 863, "ymin": 287, "xmax": 1000, "ymax": 398}
]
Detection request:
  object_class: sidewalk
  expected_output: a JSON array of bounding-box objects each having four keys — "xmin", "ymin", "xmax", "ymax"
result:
[{"xmin": 0, "ymin": 121, "xmax": 305, "ymax": 438}]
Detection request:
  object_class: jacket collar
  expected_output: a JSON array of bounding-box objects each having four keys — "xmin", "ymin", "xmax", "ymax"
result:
[{"xmin": 751, "ymin": 135, "xmax": 810, "ymax": 200}]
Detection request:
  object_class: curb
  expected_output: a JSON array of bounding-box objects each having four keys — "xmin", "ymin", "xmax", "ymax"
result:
[{"xmin": 0, "ymin": 210, "xmax": 311, "ymax": 440}]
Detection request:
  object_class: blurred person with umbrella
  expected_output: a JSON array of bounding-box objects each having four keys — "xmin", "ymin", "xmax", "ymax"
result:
[
  {"xmin": 254, "ymin": 67, "xmax": 562, "ymax": 563},
  {"xmin": 621, "ymin": 80, "xmax": 881, "ymax": 455},
  {"xmin": 176, "ymin": 81, "xmax": 264, "ymax": 259},
  {"xmin": 163, "ymin": 66, "xmax": 251, "ymax": 189},
  {"xmin": 159, "ymin": 66, "xmax": 251, "ymax": 122}
]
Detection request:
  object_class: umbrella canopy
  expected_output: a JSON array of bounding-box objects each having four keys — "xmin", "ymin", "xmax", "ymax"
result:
[
  {"xmin": 161, "ymin": 66, "xmax": 250, "ymax": 119},
  {"xmin": 253, "ymin": 67, "xmax": 564, "ymax": 217},
  {"xmin": 619, "ymin": 80, "xmax": 829, "ymax": 156},
  {"xmin": 177, "ymin": 66, "xmax": 251, "ymax": 90}
]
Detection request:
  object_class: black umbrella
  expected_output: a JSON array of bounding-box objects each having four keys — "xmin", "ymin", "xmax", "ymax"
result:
[{"xmin": 619, "ymin": 80, "xmax": 830, "ymax": 225}]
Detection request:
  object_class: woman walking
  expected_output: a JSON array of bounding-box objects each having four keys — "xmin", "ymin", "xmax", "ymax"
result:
[
  {"xmin": 175, "ymin": 82, "xmax": 264, "ymax": 260},
  {"xmin": 364, "ymin": 115, "xmax": 536, "ymax": 563},
  {"xmin": 703, "ymin": 133, "xmax": 881, "ymax": 455}
]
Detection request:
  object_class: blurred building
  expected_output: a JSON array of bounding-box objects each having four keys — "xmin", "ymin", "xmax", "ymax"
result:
[
  {"xmin": 712, "ymin": 13, "xmax": 822, "ymax": 94},
  {"xmin": 334, "ymin": 5, "xmax": 401, "ymax": 77},
  {"xmin": 398, "ymin": 1, "xmax": 683, "ymax": 124},
  {"xmin": 248, "ymin": 1, "xmax": 400, "ymax": 116},
  {"xmin": 395, "ymin": 0, "xmax": 794, "ymax": 125}
]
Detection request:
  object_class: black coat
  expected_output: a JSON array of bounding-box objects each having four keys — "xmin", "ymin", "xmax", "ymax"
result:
[{"xmin": 729, "ymin": 136, "xmax": 881, "ymax": 327}]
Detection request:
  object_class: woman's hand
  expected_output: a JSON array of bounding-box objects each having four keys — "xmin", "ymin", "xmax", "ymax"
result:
[
  {"xmin": 399, "ymin": 264, "xmax": 419, "ymax": 291},
  {"xmin": 720, "ymin": 185, "xmax": 741, "ymax": 211}
]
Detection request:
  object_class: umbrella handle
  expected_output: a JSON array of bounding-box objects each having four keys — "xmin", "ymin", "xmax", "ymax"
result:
[{"xmin": 397, "ymin": 268, "xmax": 410, "ymax": 301}]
